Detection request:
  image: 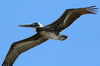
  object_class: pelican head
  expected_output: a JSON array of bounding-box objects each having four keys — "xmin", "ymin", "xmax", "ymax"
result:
[{"xmin": 19, "ymin": 22, "xmax": 43, "ymax": 29}]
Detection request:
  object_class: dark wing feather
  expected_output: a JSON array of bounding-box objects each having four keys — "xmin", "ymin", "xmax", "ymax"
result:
[
  {"xmin": 46, "ymin": 6, "xmax": 98, "ymax": 32},
  {"xmin": 2, "ymin": 33, "xmax": 48, "ymax": 66}
]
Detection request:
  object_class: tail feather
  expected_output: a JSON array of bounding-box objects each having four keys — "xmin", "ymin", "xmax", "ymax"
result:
[{"xmin": 60, "ymin": 35, "xmax": 68, "ymax": 41}]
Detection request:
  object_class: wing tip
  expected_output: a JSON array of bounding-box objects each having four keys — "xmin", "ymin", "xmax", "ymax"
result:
[
  {"xmin": 2, "ymin": 61, "xmax": 12, "ymax": 66},
  {"xmin": 86, "ymin": 5, "xmax": 99, "ymax": 15}
]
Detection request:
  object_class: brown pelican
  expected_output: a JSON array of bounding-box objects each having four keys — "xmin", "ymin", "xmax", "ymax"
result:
[{"xmin": 2, "ymin": 6, "xmax": 98, "ymax": 66}]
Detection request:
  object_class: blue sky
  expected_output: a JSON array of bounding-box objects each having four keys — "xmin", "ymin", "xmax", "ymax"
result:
[{"xmin": 0, "ymin": 0, "xmax": 100, "ymax": 66}]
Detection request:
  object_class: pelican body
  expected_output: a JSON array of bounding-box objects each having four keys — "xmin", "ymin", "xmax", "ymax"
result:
[
  {"xmin": 19, "ymin": 22, "xmax": 68, "ymax": 41},
  {"xmin": 2, "ymin": 6, "xmax": 98, "ymax": 66}
]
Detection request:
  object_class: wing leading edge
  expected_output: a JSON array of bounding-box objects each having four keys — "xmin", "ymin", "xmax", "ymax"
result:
[
  {"xmin": 46, "ymin": 6, "xmax": 98, "ymax": 32},
  {"xmin": 2, "ymin": 33, "xmax": 48, "ymax": 66}
]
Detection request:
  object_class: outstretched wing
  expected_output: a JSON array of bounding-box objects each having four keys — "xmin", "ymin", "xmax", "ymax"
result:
[
  {"xmin": 2, "ymin": 33, "xmax": 48, "ymax": 66},
  {"xmin": 46, "ymin": 6, "xmax": 98, "ymax": 32}
]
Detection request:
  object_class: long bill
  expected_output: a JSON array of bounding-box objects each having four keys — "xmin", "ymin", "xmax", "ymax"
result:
[{"xmin": 18, "ymin": 24, "xmax": 33, "ymax": 27}]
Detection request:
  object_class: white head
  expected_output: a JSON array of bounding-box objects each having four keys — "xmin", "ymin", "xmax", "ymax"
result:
[{"xmin": 36, "ymin": 22, "xmax": 43, "ymax": 27}]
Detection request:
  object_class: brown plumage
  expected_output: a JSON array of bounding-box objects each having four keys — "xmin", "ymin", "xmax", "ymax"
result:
[
  {"xmin": 2, "ymin": 6, "xmax": 98, "ymax": 66},
  {"xmin": 46, "ymin": 6, "xmax": 98, "ymax": 32},
  {"xmin": 2, "ymin": 34, "xmax": 48, "ymax": 66}
]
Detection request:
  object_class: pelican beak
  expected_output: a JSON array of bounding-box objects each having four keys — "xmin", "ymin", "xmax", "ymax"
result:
[{"xmin": 19, "ymin": 24, "xmax": 33, "ymax": 27}]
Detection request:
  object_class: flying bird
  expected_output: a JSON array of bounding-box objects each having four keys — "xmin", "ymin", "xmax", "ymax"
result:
[{"xmin": 2, "ymin": 6, "xmax": 98, "ymax": 66}]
